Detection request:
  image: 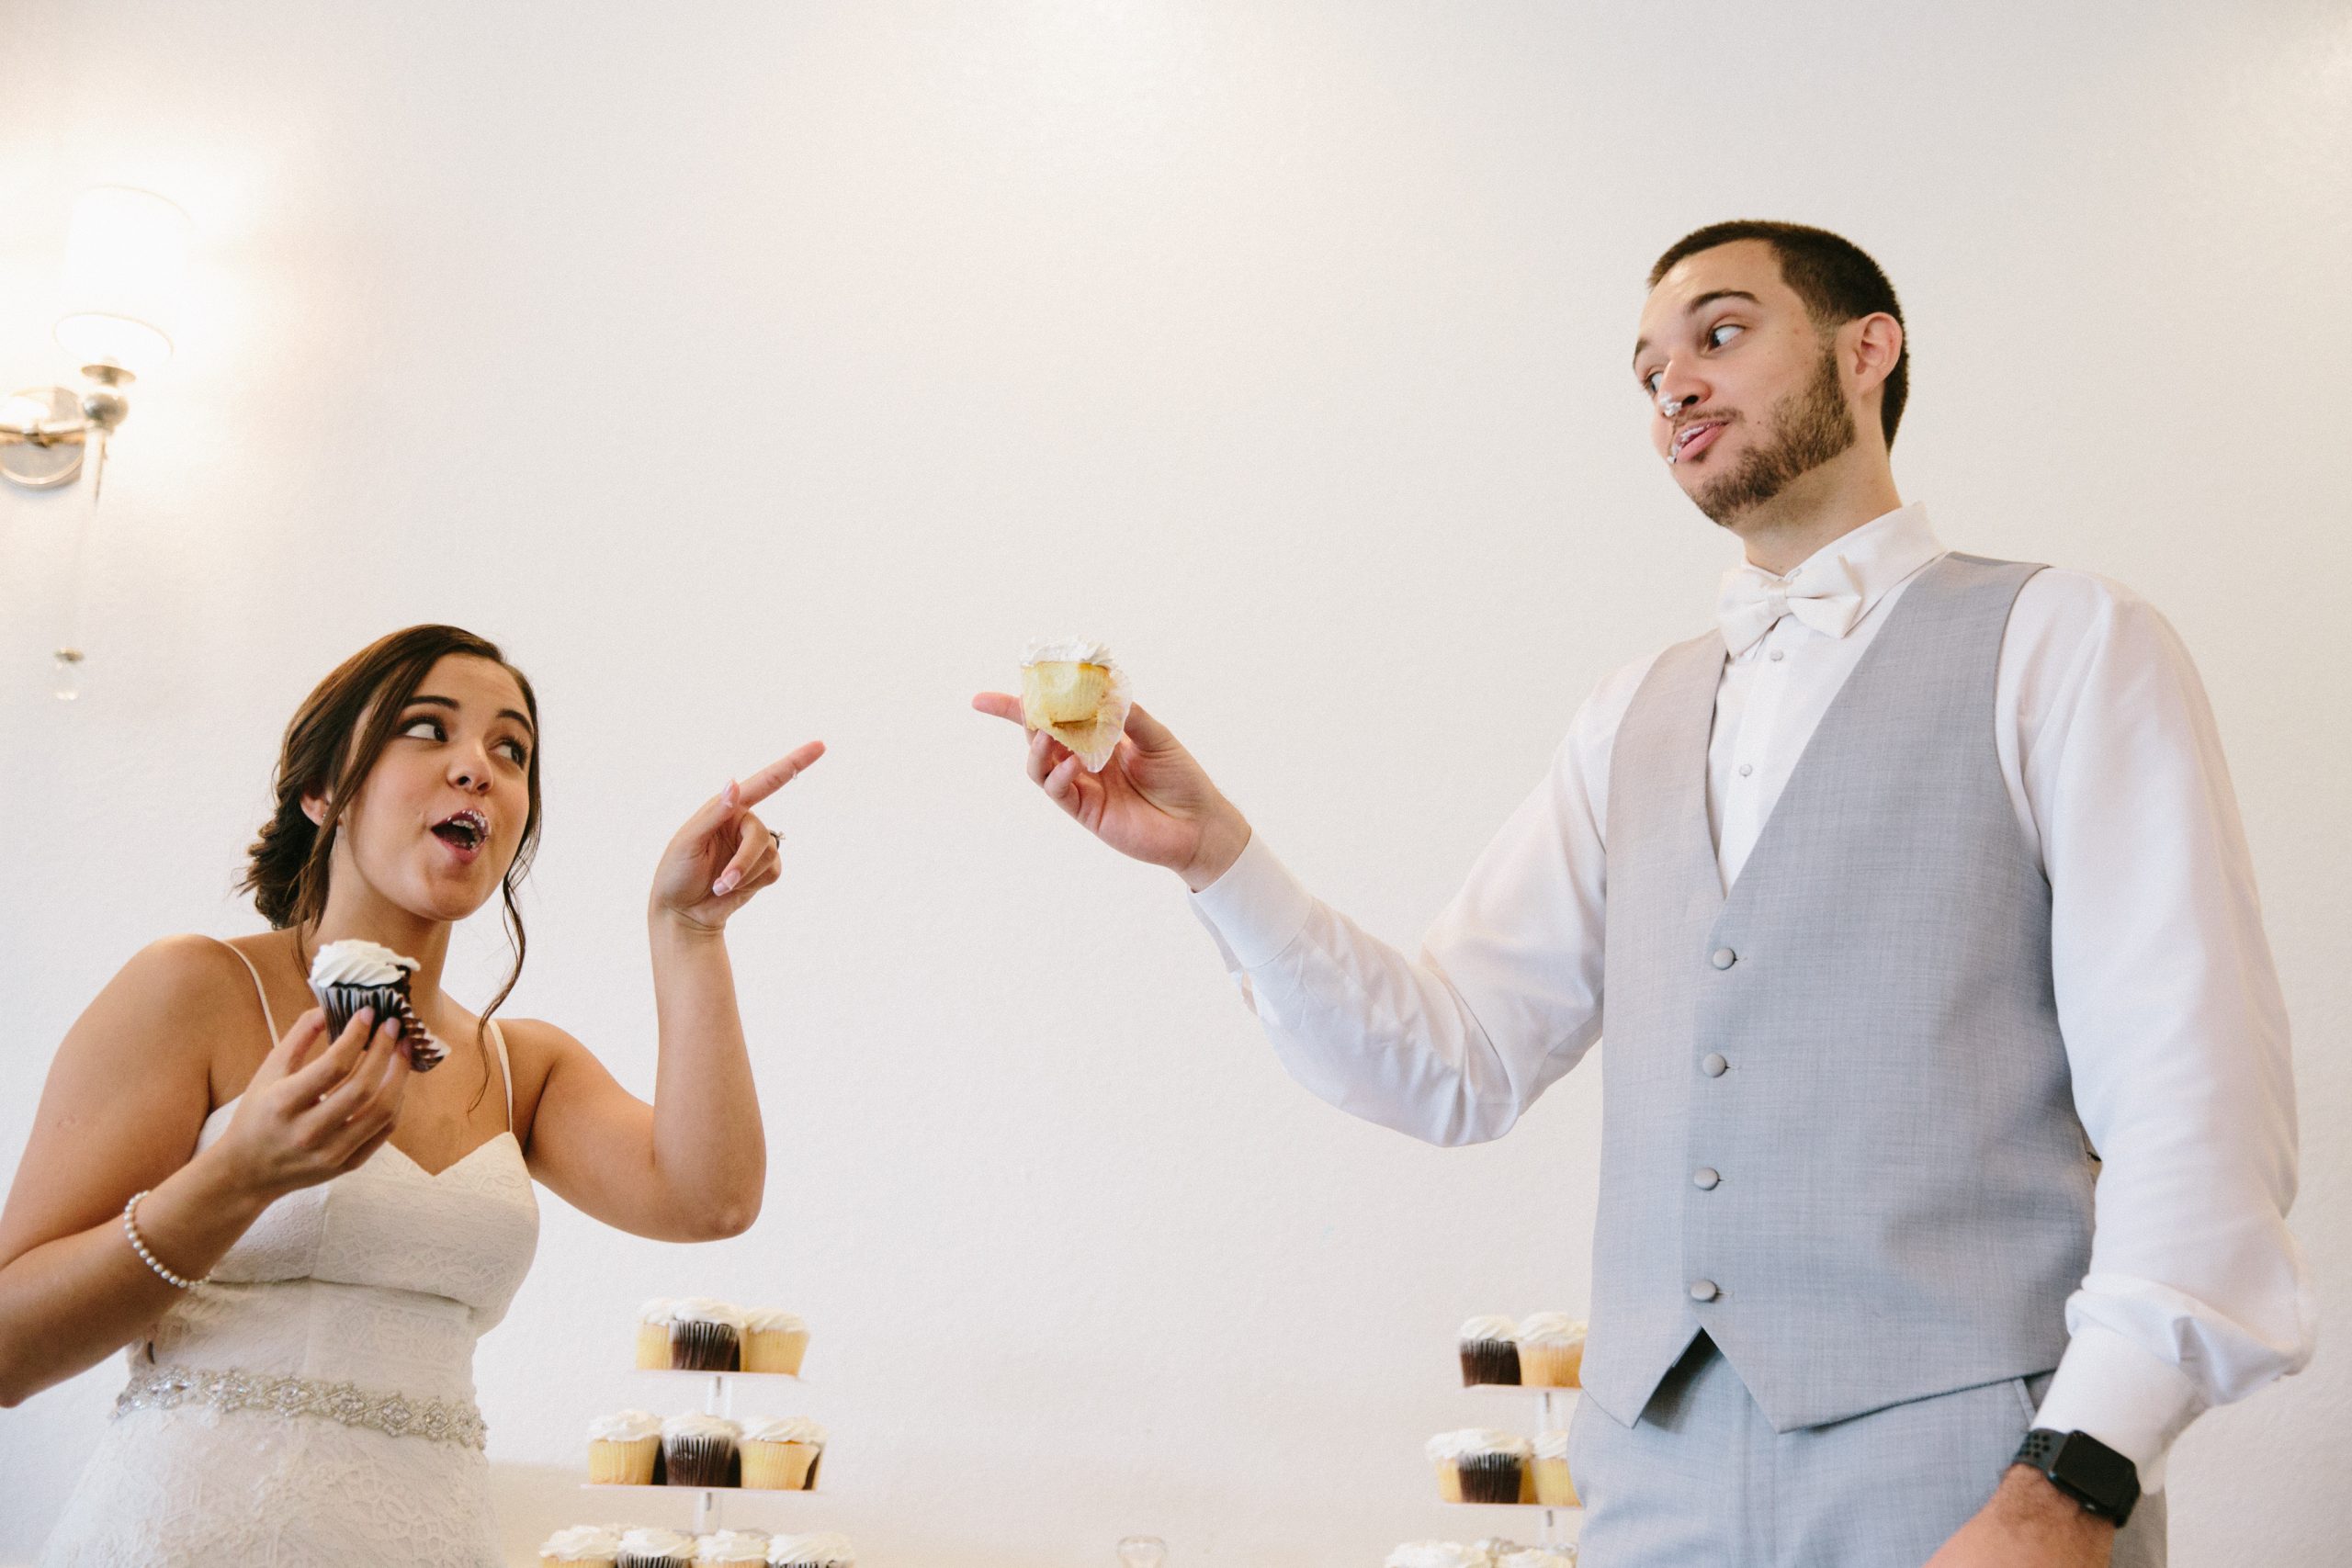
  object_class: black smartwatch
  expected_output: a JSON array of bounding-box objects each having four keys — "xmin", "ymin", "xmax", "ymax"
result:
[{"xmin": 2013, "ymin": 1427, "xmax": 2140, "ymax": 1527}]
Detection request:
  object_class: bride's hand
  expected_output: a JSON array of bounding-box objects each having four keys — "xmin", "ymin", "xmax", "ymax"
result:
[
  {"xmin": 207, "ymin": 1007, "xmax": 413, "ymax": 1203},
  {"xmin": 650, "ymin": 742, "xmax": 827, "ymax": 931}
]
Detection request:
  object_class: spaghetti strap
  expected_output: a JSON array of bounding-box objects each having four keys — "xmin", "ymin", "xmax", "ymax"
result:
[
  {"xmin": 213, "ymin": 938, "xmax": 281, "ymax": 1046},
  {"xmin": 488, "ymin": 1020, "xmax": 514, "ymax": 1132}
]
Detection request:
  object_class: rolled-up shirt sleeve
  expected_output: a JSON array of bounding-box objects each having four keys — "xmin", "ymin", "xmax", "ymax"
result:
[
  {"xmin": 2017, "ymin": 574, "xmax": 2315, "ymax": 1492},
  {"xmin": 1188, "ymin": 658, "xmax": 1646, "ymax": 1146}
]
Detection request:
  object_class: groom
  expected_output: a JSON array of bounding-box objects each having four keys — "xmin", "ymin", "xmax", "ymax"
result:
[{"xmin": 977, "ymin": 220, "xmax": 2309, "ymax": 1566}]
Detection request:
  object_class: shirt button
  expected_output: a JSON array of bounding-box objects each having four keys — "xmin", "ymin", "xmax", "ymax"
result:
[
  {"xmin": 1737, "ymin": 762, "xmax": 1754, "ymax": 778},
  {"xmin": 1693, "ymin": 1168, "xmax": 1721, "ymax": 1190},
  {"xmin": 1690, "ymin": 1280, "xmax": 1720, "ymax": 1303},
  {"xmin": 1711, "ymin": 947, "xmax": 1737, "ymax": 970},
  {"xmin": 1769, "ymin": 649, "xmax": 1786, "ymax": 662},
  {"xmin": 1702, "ymin": 1053, "xmax": 1728, "ymax": 1077}
]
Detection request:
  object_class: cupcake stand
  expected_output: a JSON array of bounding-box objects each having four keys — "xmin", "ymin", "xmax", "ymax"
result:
[
  {"xmin": 582, "ymin": 1331, "xmax": 824, "ymax": 1537},
  {"xmin": 1449, "ymin": 1383, "xmax": 1582, "ymax": 1551}
]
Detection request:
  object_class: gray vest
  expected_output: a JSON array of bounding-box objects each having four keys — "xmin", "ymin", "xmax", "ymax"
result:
[{"xmin": 1584, "ymin": 553, "xmax": 2097, "ymax": 1433}]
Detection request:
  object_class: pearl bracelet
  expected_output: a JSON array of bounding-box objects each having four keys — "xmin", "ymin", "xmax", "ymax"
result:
[{"xmin": 121, "ymin": 1190, "xmax": 206, "ymax": 1291}]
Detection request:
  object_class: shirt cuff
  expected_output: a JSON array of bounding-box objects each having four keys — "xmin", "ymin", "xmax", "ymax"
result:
[
  {"xmin": 1187, "ymin": 830, "xmax": 1315, "ymax": 969},
  {"xmin": 2030, "ymin": 1320, "xmax": 2208, "ymax": 1494}
]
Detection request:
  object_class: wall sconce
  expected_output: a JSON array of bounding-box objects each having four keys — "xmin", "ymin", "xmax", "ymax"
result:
[
  {"xmin": 1, "ymin": 186, "xmax": 190, "ymax": 492},
  {"xmin": 0, "ymin": 186, "xmax": 190, "ymax": 698}
]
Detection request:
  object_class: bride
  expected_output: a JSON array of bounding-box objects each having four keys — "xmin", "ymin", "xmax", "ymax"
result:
[{"xmin": 1, "ymin": 623, "xmax": 822, "ymax": 1565}]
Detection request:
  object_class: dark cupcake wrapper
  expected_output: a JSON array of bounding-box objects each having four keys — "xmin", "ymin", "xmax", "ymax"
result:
[
  {"xmin": 1459, "ymin": 1451, "xmax": 1527, "ymax": 1504},
  {"xmin": 670, "ymin": 1319, "xmax": 741, "ymax": 1371},
  {"xmin": 661, "ymin": 1434, "xmax": 740, "ymax": 1488},
  {"xmin": 1460, "ymin": 1338, "xmax": 1522, "ymax": 1386},
  {"xmin": 617, "ymin": 1554, "xmax": 689, "ymax": 1568},
  {"xmin": 312, "ymin": 981, "xmax": 447, "ymax": 1073}
]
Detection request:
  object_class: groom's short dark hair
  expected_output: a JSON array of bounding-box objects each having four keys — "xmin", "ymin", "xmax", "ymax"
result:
[{"xmin": 1649, "ymin": 220, "xmax": 1908, "ymax": 448}]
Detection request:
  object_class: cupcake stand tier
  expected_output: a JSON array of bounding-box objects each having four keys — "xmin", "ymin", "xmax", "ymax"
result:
[
  {"xmin": 1455, "ymin": 1383, "xmax": 1580, "ymax": 1550},
  {"xmin": 582, "ymin": 1366, "xmax": 819, "ymax": 1535}
]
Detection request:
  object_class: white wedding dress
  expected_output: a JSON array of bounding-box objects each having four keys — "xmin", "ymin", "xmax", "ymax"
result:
[{"xmin": 40, "ymin": 944, "xmax": 540, "ymax": 1566}]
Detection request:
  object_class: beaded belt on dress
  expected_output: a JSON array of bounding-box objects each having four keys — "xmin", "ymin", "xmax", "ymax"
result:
[{"xmin": 115, "ymin": 1362, "xmax": 488, "ymax": 1450}]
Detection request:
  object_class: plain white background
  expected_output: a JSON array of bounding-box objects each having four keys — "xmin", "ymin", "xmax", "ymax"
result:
[{"xmin": 1, "ymin": 3, "xmax": 2344, "ymax": 1562}]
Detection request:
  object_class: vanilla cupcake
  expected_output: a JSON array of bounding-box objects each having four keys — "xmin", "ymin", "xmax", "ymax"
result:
[
  {"xmin": 766, "ymin": 1534, "xmax": 855, "ymax": 1568},
  {"xmin": 1531, "ymin": 1429, "xmax": 1577, "ymax": 1507},
  {"xmin": 618, "ymin": 1529, "xmax": 696, "ymax": 1568},
  {"xmin": 540, "ymin": 1525, "xmax": 624, "ymax": 1568},
  {"xmin": 739, "ymin": 1415, "xmax": 824, "ymax": 1490},
  {"xmin": 587, "ymin": 1409, "xmax": 664, "ymax": 1485},
  {"xmin": 1515, "ymin": 1314, "xmax": 1586, "ymax": 1389},
  {"xmin": 1438, "ymin": 1429, "xmax": 1532, "ymax": 1505},
  {"xmin": 635, "ymin": 1299, "xmax": 678, "ymax": 1369},
  {"xmin": 308, "ymin": 939, "xmax": 447, "ymax": 1070},
  {"xmin": 1459, "ymin": 1315, "xmax": 1521, "ymax": 1386},
  {"xmin": 1385, "ymin": 1544, "xmax": 1484, "ymax": 1568},
  {"xmin": 662, "ymin": 1412, "xmax": 741, "ymax": 1487},
  {"xmin": 694, "ymin": 1531, "xmax": 772, "ymax": 1568},
  {"xmin": 1018, "ymin": 637, "xmax": 1133, "ymax": 773},
  {"xmin": 666, "ymin": 1298, "xmax": 747, "ymax": 1371},
  {"xmin": 742, "ymin": 1308, "xmax": 809, "ymax": 1375}
]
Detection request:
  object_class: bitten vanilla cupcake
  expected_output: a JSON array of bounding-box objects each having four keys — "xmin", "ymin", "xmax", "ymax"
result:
[
  {"xmin": 666, "ymin": 1298, "xmax": 747, "ymax": 1371},
  {"xmin": 1515, "ymin": 1314, "xmax": 1586, "ymax": 1389},
  {"xmin": 662, "ymin": 1413, "xmax": 741, "ymax": 1487},
  {"xmin": 540, "ymin": 1525, "xmax": 624, "ymax": 1568},
  {"xmin": 694, "ymin": 1531, "xmax": 772, "ymax": 1568},
  {"xmin": 587, "ymin": 1409, "xmax": 664, "ymax": 1485},
  {"xmin": 618, "ymin": 1529, "xmax": 697, "ymax": 1568},
  {"xmin": 739, "ymin": 1415, "xmax": 825, "ymax": 1490},
  {"xmin": 1432, "ymin": 1429, "xmax": 1532, "ymax": 1504},
  {"xmin": 1531, "ymin": 1429, "xmax": 1577, "ymax": 1506},
  {"xmin": 766, "ymin": 1534, "xmax": 855, "ymax": 1568},
  {"xmin": 1018, "ymin": 637, "xmax": 1133, "ymax": 773},
  {"xmin": 1459, "ymin": 1315, "xmax": 1521, "ymax": 1386},
  {"xmin": 308, "ymin": 939, "xmax": 447, "ymax": 1070},
  {"xmin": 1385, "ymin": 1544, "xmax": 1484, "ymax": 1568},
  {"xmin": 742, "ymin": 1308, "xmax": 809, "ymax": 1375}
]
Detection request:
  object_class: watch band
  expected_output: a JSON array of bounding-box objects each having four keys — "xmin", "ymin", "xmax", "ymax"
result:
[{"xmin": 2015, "ymin": 1427, "xmax": 2140, "ymax": 1528}]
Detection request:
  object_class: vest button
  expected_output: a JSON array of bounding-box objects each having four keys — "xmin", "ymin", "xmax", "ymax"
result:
[
  {"xmin": 1702, "ymin": 1053, "xmax": 1729, "ymax": 1077},
  {"xmin": 1693, "ymin": 1168, "xmax": 1721, "ymax": 1190},
  {"xmin": 1690, "ymin": 1280, "xmax": 1720, "ymax": 1303},
  {"xmin": 1710, "ymin": 947, "xmax": 1737, "ymax": 970}
]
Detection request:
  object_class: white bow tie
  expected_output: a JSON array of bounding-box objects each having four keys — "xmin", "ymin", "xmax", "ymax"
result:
[{"xmin": 1716, "ymin": 557, "xmax": 1867, "ymax": 657}]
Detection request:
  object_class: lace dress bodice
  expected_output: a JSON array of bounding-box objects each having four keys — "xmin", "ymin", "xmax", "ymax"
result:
[{"xmin": 40, "ymin": 948, "xmax": 540, "ymax": 1567}]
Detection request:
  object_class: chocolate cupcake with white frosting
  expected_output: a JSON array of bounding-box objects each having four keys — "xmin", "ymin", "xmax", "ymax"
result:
[
  {"xmin": 661, "ymin": 1412, "xmax": 741, "ymax": 1487},
  {"xmin": 308, "ymin": 939, "xmax": 447, "ymax": 1070},
  {"xmin": 1458, "ymin": 1315, "xmax": 1521, "ymax": 1386},
  {"xmin": 1429, "ymin": 1428, "xmax": 1533, "ymax": 1504},
  {"xmin": 618, "ymin": 1529, "xmax": 697, "ymax": 1568},
  {"xmin": 665, "ymin": 1297, "xmax": 747, "ymax": 1371}
]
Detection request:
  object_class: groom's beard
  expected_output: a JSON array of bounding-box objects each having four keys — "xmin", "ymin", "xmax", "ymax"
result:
[{"xmin": 1695, "ymin": 345, "xmax": 1858, "ymax": 526}]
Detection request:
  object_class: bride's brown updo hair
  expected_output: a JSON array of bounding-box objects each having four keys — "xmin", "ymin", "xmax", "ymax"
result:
[{"xmin": 242, "ymin": 625, "xmax": 544, "ymax": 1031}]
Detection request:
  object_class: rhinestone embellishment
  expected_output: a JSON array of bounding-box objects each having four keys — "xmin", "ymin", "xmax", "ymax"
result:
[{"xmin": 115, "ymin": 1363, "xmax": 486, "ymax": 1450}]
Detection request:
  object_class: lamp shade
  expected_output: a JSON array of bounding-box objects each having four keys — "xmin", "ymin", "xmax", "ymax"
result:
[{"xmin": 54, "ymin": 186, "xmax": 191, "ymax": 377}]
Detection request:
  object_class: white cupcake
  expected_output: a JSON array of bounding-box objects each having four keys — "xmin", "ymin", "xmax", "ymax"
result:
[
  {"xmin": 540, "ymin": 1525, "xmax": 624, "ymax": 1567},
  {"xmin": 586, "ymin": 1409, "xmax": 663, "ymax": 1485},
  {"xmin": 694, "ymin": 1531, "xmax": 771, "ymax": 1567},
  {"xmin": 739, "ymin": 1414, "xmax": 824, "ymax": 1490},
  {"xmin": 1531, "ymin": 1428, "xmax": 1577, "ymax": 1507},
  {"xmin": 1018, "ymin": 637, "xmax": 1133, "ymax": 773},
  {"xmin": 741, "ymin": 1307, "xmax": 809, "ymax": 1375},
  {"xmin": 1515, "ymin": 1313, "xmax": 1586, "ymax": 1388},
  {"xmin": 618, "ymin": 1529, "xmax": 697, "ymax": 1568},
  {"xmin": 766, "ymin": 1533, "xmax": 855, "ymax": 1568}
]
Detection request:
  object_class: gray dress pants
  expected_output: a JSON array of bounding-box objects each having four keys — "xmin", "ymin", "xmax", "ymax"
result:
[{"xmin": 1567, "ymin": 1336, "xmax": 2167, "ymax": 1568}]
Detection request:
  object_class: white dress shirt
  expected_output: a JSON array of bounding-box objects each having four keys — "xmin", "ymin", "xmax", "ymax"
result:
[{"xmin": 1189, "ymin": 502, "xmax": 2313, "ymax": 1489}]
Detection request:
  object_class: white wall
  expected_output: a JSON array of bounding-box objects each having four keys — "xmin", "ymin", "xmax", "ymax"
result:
[{"xmin": 1, "ymin": 3, "xmax": 2345, "ymax": 1562}]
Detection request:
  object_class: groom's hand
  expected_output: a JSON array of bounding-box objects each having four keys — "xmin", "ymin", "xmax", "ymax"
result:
[
  {"xmin": 972, "ymin": 694, "xmax": 1251, "ymax": 891},
  {"xmin": 1923, "ymin": 1466, "xmax": 2116, "ymax": 1568}
]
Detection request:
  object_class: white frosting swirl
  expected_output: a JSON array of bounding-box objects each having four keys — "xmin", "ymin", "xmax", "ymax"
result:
[
  {"xmin": 309, "ymin": 940, "xmax": 419, "ymax": 988},
  {"xmin": 1458, "ymin": 1314, "xmax": 1518, "ymax": 1343},
  {"xmin": 766, "ymin": 1534, "xmax": 854, "ymax": 1568},
  {"xmin": 637, "ymin": 1297, "xmax": 678, "ymax": 1325},
  {"xmin": 586, "ymin": 1408, "xmax": 662, "ymax": 1442},
  {"xmin": 660, "ymin": 1412, "xmax": 741, "ymax": 1443},
  {"xmin": 695, "ymin": 1531, "xmax": 772, "ymax": 1562},
  {"xmin": 742, "ymin": 1307, "xmax": 807, "ymax": 1333},
  {"xmin": 1385, "ymin": 1544, "xmax": 1483, "ymax": 1568},
  {"xmin": 1020, "ymin": 636, "xmax": 1114, "ymax": 667},
  {"xmin": 1515, "ymin": 1313, "xmax": 1586, "ymax": 1346},
  {"xmin": 739, "ymin": 1414, "xmax": 824, "ymax": 1445},
  {"xmin": 1532, "ymin": 1429, "xmax": 1571, "ymax": 1460},
  {"xmin": 540, "ymin": 1525, "xmax": 623, "ymax": 1559},
  {"xmin": 1427, "ymin": 1427, "xmax": 1531, "ymax": 1461},
  {"xmin": 618, "ymin": 1528, "xmax": 695, "ymax": 1558}
]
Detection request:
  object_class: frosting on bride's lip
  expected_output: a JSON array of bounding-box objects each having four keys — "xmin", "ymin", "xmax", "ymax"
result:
[{"xmin": 308, "ymin": 940, "xmax": 419, "ymax": 988}]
